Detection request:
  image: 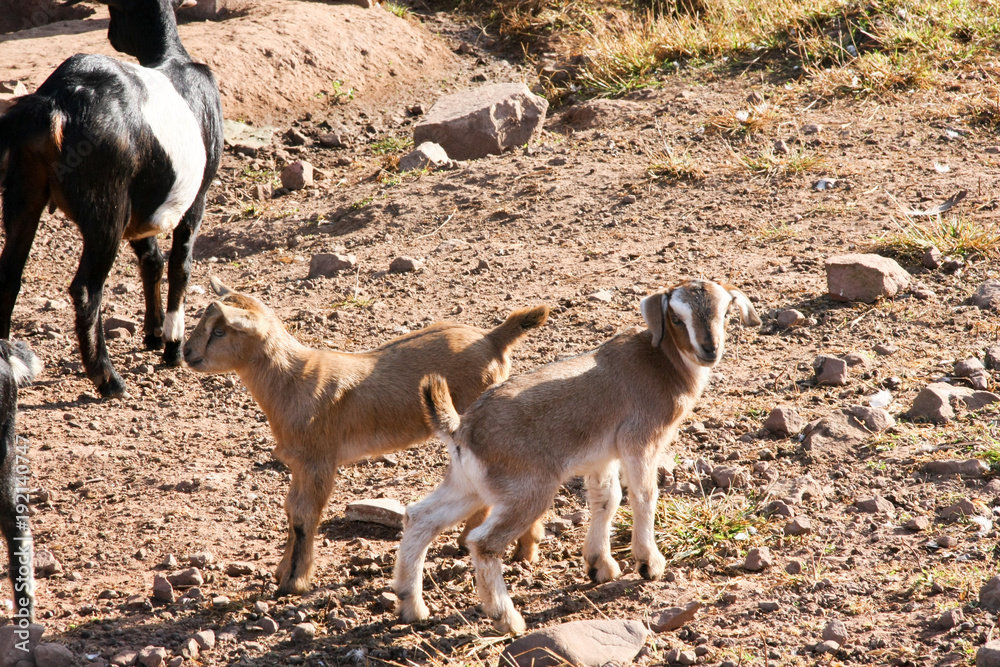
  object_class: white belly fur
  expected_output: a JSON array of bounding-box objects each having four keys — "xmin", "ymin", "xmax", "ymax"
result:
[{"xmin": 123, "ymin": 62, "xmax": 206, "ymax": 236}]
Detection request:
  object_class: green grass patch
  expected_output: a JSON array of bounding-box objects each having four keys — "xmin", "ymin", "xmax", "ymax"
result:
[
  {"xmin": 371, "ymin": 136, "xmax": 414, "ymax": 155},
  {"xmin": 872, "ymin": 215, "xmax": 1000, "ymax": 262}
]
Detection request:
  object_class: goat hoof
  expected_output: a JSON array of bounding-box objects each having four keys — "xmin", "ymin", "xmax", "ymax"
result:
[
  {"xmin": 587, "ymin": 567, "xmax": 599, "ymax": 583},
  {"xmin": 97, "ymin": 375, "xmax": 128, "ymax": 399},
  {"xmin": 144, "ymin": 334, "xmax": 164, "ymax": 351},
  {"xmin": 163, "ymin": 342, "xmax": 183, "ymax": 367},
  {"xmin": 638, "ymin": 561, "xmax": 664, "ymax": 581}
]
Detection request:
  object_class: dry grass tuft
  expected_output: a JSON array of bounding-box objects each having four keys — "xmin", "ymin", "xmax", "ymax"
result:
[
  {"xmin": 647, "ymin": 146, "xmax": 707, "ymax": 182},
  {"xmin": 704, "ymin": 101, "xmax": 782, "ymax": 139},
  {"xmin": 872, "ymin": 215, "xmax": 1000, "ymax": 263}
]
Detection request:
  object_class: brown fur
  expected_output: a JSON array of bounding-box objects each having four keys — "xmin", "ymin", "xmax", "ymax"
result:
[
  {"xmin": 395, "ymin": 279, "xmax": 761, "ymax": 633},
  {"xmin": 184, "ymin": 279, "xmax": 549, "ymax": 595}
]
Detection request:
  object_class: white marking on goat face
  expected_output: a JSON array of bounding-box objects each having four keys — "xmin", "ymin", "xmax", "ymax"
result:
[
  {"xmin": 164, "ymin": 310, "xmax": 184, "ymax": 343},
  {"xmin": 122, "ymin": 63, "xmax": 206, "ymax": 239},
  {"xmin": 669, "ymin": 281, "xmax": 730, "ymax": 368}
]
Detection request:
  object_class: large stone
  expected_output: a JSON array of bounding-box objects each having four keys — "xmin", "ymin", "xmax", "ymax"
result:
[
  {"xmin": 389, "ymin": 256, "xmax": 424, "ymax": 273},
  {"xmin": 222, "ymin": 120, "xmax": 275, "ymax": 156},
  {"xmin": 744, "ymin": 547, "xmax": 773, "ymax": 572},
  {"xmin": 908, "ymin": 382, "xmax": 1000, "ymax": 423},
  {"xmin": 281, "ymin": 161, "xmax": 314, "ymax": 191},
  {"xmin": 167, "ymin": 567, "xmax": 203, "ymax": 588},
  {"xmin": 139, "ymin": 646, "xmax": 168, "ymax": 667},
  {"xmin": 955, "ymin": 357, "xmax": 985, "ymax": 377},
  {"xmin": 34, "ymin": 549, "xmax": 61, "ymax": 577},
  {"xmin": 308, "ymin": 253, "xmax": 357, "ymax": 279},
  {"xmin": 179, "ymin": 0, "xmax": 249, "ymax": 20},
  {"xmin": 980, "ymin": 576, "xmax": 1000, "ymax": 612},
  {"xmin": 764, "ymin": 406, "xmax": 804, "ymax": 437},
  {"xmin": 651, "ymin": 601, "xmax": 701, "ymax": 632},
  {"xmin": 153, "ymin": 574, "xmax": 174, "ymax": 603},
  {"xmin": 971, "ymin": 280, "xmax": 1000, "ymax": 310},
  {"xmin": 845, "ymin": 405, "xmax": 895, "ymax": 433},
  {"xmin": 498, "ymin": 619, "xmax": 647, "ymax": 667},
  {"xmin": 985, "ymin": 345, "xmax": 1000, "ymax": 370},
  {"xmin": 0, "ymin": 623, "xmax": 44, "ymax": 667},
  {"xmin": 822, "ymin": 620, "xmax": 848, "ymax": 644},
  {"xmin": 924, "ymin": 459, "xmax": 989, "ymax": 477},
  {"xmin": 802, "ymin": 411, "xmax": 867, "ymax": 460},
  {"xmin": 344, "ymin": 498, "xmax": 405, "ymax": 529},
  {"xmin": 855, "ymin": 495, "xmax": 894, "ymax": 515},
  {"xmin": 34, "ymin": 643, "xmax": 73, "ymax": 667},
  {"xmin": 977, "ymin": 641, "xmax": 1000, "ymax": 667},
  {"xmin": 813, "ymin": 355, "xmax": 848, "ymax": 386},
  {"xmin": 414, "ymin": 83, "xmax": 548, "ymax": 161},
  {"xmin": 398, "ymin": 142, "xmax": 450, "ymax": 171},
  {"xmin": 825, "ymin": 254, "xmax": 911, "ymax": 303}
]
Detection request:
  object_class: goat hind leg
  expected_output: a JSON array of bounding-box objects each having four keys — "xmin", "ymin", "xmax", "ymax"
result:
[
  {"xmin": 130, "ymin": 238, "xmax": 165, "ymax": 351},
  {"xmin": 275, "ymin": 466, "xmax": 336, "ymax": 596},
  {"xmin": 394, "ymin": 478, "xmax": 483, "ymax": 623},
  {"xmin": 461, "ymin": 509, "xmax": 542, "ymax": 563},
  {"xmin": 70, "ymin": 221, "xmax": 127, "ymax": 398},
  {"xmin": 162, "ymin": 198, "xmax": 205, "ymax": 366},
  {"xmin": 0, "ymin": 160, "xmax": 47, "ymax": 338}
]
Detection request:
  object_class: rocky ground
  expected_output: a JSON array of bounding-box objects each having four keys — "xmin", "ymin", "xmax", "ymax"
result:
[{"xmin": 2, "ymin": 1, "xmax": 1000, "ymax": 666}]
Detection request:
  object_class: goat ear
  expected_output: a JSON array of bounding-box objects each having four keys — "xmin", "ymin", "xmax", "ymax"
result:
[
  {"xmin": 177, "ymin": 0, "xmax": 197, "ymax": 8},
  {"xmin": 640, "ymin": 292, "xmax": 668, "ymax": 347},
  {"xmin": 723, "ymin": 284, "xmax": 762, "ymax": 326},
  {"xmin": 210, "ymin": 276, "xmax": 233, "ymax": 297},
  {"xmin": 215, "ymin": 303, "xmax": 257, "ymax": 332}
]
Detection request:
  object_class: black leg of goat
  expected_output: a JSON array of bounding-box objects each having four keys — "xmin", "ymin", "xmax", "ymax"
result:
[
  {"xmin": 70, "ymin": 209, "xmax": 127, "ymax": 398},
  {"xmin": 130, "ymin": 237, "xmax": 166, "ymax": 352},
  {"xmin": 0, "ymin": 161, "xmax": 46, "ymax": 340},
  {"xmin": 162, "ymin": 197, "xmax": 205, "ymax": 366}
]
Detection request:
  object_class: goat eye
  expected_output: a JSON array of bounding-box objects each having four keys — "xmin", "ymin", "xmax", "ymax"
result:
[
  {"xmin": 670, "ymin": 315, "xmax": 683, "ymax": 326},
  {"xmin": 211, "ymin": 328, "xmax": 225, "ymax": 338}
]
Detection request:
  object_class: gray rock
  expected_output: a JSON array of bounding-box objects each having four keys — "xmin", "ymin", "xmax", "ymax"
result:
[
  {"xmin": 909, "ymin": 382, "xmax": 1000, "ymax": 422},
  {"xmin": 33, "ymin": 643, "xmax": 72, "ymax": 667},
  {"xmin": 345, "ymin": 498, "xmax": 406, "ymax": 529},
  {"xmin": 377, "ymin": 591, "xmax": 399, "ymax": 612},
  {"xmin": 280, "ymin": 161, "xmax": 314, "ymax": 191},
  {"xmin": 225, "ymin": 562, "xmax": 256, "ymax": 577},
  {"xmin": 822, "ymin": 619, "xmax": 848, "ymax": 644},
  {"xmin": 972, "ymin": 280, "xmax": 1000, "ymax": 310},
  {"xmin": 784, "ymin": 516, "xmax": 812, "ymax": 536},
  {"xmin": 167, "ymin": 567, "xmax": 203, "ymax": 588},
  {"xmin": 979, "ymin": 576, "xmax": 1000, "ymax": 612},
  {"xmin": 744, "ymin": 547, "xmax": 773, "ymax": 572},
  {"xmin": 138, "ymin": 646, "xmax": 167, "ymax": 667},
  {"xmin": 651, "ymin": 601, "xmax": 701, "ymax": 632},
  {"xmin": 923, "ymin": 245, "xmax": 942, "ymax": 269},
  {"xmin": 710, "ymin": 466, "xmax": 747, "ymax": 489},
  {"xmin": 34, "ymin": 549, "xmax": 61, "ymax": 578},
  {"xmin": 222, "ymin": 120, "xmax": 274, "ymax": 155},
  {"xmin": 292, "ymin": 623, "xmax": 316, "ymax": 643},
  {"xmin": 764, "ymin": 406, "xmax": 804, "ymax": 437},
  {"xmin": 855, "ymin": 495, "xmax": 894, "ymax": 515},
  {"xmin": 874, "ymin": 343, "xmax": 898, "ymax": 356},
  {"xmin": 758, "ymin": 600, "xmax": 780, "ymax": 612},
  {"xmin": 308, "ymin": 252, "xmax": 357, "ymax": 278},
  {"xmin": 977, "ymin": 641, "xmax": 1000, "ymax": 667},
  {"xmin": 587, "ymin": 290, "xmax": 613, "ymax": 303},
  {"xmin": 813, "ymin": 355, "xmax": 848, "ymax": 386},
  {"xmin": 924, "ymin": 459, "xmax": 989, "ymax": 477},
  {"xmin": 815, "ymin": 640, "xmax": 840, "ymax": 654},
  {"xmin": 985, "ymin": 345, "xmax": 1000, "ymax": 370},
  {"xmin": 389, "ymin": 256, "xmax": 424, "ymax": 273},
  {"xmin": 825, "ymin": 253, "xmax": 911, "ymax": 303},
  {"xmin": 499, "ymin": 619, "xmax": 647, "ymax": 667},
  {"xmin": 955, "ymin": 357, "xmax": 985, "ymax": 377},
  {"xmin": 776, "ymin": 309, "xmax": 805, "ymax": 328},
  {"xmin": 939, "ymin": 498, "xmax": 978, "ymax": 520},
  {"xmin": 398, "ymin": 142, "xmax": 450, "ymax": 172},
  {"xmin": 211, "ymin": 595, "xmax": 230, "ymax": 609},
  {"xmin": 111, "ymin": 650, "xmax": 139, "ymax": 666},
  {"xmin": 414, "ymin": 83, "xmax": 548, "ymax": 161},
  {"xmin": 104, "ymin": 316, "xmax": 140, "ymax": 336},
  {"xmin": 786, "ymin": 560, "xmax": 803, "ymax": 575},
  {"xmin": 845, "ymin": 405, "xmax": 895, "ymax": 432},
  {"xmin": 936, "ymin": 607, "xmax": 965, "ymax": 629},
  {"xmin": 802, "ymin": 412, "xmax": 867, "ymax": 460},
  {"xmin": 192, "ymin": 630, "xmax": 215, "ymax": 651},
  {"xmin": 152, "ymin": 574, "xmax": 174, "ymax": 603},
  {"xmin": 0, "ymin": 623, "xmax": 43, "ymax": 667},
  {"xmin": 842, "ymin": 351, "xmax": 869, "ymax": 368},
  {"xmin": 905, "ymin": 516, "xmax": 931, "ymax": 532},
  {"xmin": 257, "ymin": 617, "xmax": 279, "ymax": 635}
]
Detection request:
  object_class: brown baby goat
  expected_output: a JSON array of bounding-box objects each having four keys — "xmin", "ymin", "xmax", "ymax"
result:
[
  {"xmin": 394, "ymin": 279, "xmax": 761, "ymax": 633},
  {"xmin": 184, "ymin": 278, "xmax": 548, "ymax": 595}
]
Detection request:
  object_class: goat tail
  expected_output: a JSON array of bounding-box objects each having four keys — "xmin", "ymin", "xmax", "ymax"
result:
[
  {"xmin": 420, "ymin": 374, "xmax": 461, "ymax": 441},
  {"xmin": 1, "ymin": 340, "xmax": 42, "ymax": 387},
  {"xmin": 486, "ymin": 304, "xmax": 550, "ymax": 352},
  {"xmin": 0, "ymin": 96, "xmax": 61, "ymax": 167}
]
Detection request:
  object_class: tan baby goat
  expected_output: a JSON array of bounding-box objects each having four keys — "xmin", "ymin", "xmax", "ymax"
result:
[
  {"xmin": 184, "ymin": 278, "xmax": 548, "ymax": 595},
  {"xmin": 393, "ymin": 279, "xmax": 761, "ymax": 633}
]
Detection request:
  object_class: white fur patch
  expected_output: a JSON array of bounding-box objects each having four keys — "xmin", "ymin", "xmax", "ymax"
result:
[
  {"xmin": 9, "ymin": 351, "xmax": 40, "ymax": 386},
  {"xmin": 123, "ymin": 63, "xmax": 206, "ymax": 238},
  {"xmin": 163, "ymin": 310, "xmax": 185, "ymax": 343}
]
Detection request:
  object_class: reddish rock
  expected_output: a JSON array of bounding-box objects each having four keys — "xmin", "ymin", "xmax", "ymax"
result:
[{"xmin": 825, "ymin": 253, "xmax": 911, "ymax": 303}]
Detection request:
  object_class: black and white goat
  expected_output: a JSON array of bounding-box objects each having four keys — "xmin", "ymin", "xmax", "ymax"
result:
[
  {"xmin": 0, "ymin": 341, "xmax": 41, "ymax": 621},
  {"xmin": 0, "ymin": 0, "xmax": 223, "ymax": 397}
]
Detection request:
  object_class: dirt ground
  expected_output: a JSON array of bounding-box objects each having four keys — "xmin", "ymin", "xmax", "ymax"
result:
[{"xmin": 2, "ymin": 1, "xmax": 1000, "ymax": 666}]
